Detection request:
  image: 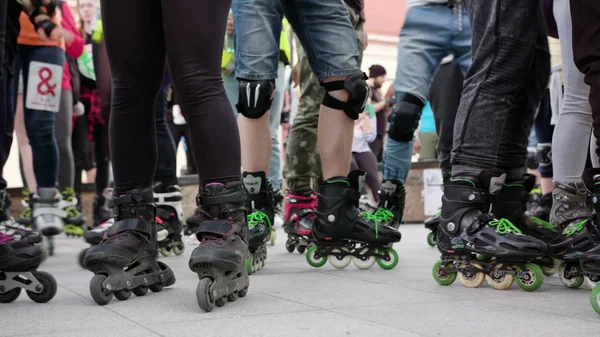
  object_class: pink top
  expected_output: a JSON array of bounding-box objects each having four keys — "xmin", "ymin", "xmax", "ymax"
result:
[{"xmin": 60, "ymin": 2, "xmax": 84, "ymax": 90}]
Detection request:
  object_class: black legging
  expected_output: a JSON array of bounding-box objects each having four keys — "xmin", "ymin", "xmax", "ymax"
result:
[
  {"xmin": 155, "ymin": 83, "xmax": 178, "ymax": 187},
  {"xmin": 534, "ymin": 89, "xmax": 554, "ymax": 178},
  {"xmin": 101, "ymin": 0, "xmax": 239, "ymax": 193}
]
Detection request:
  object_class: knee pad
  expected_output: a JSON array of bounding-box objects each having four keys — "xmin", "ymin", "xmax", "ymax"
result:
[
  {"xmin": 526, "ymin": 148, "xmax": 538, "ymax": 170},
  {"xmin": 236, "ymin": 79, "xmax": 274, "ymax": 119},
  {"xmin": 322, "ymin": 73, "xmax": 370, "ymax": 120},
  {"xmin": 537, "ymin": 143, "xmax": 553, "ymax": 177},
  {"xmin": 388, "ymin": 93, "xmax": 425, "ymax": 142}
]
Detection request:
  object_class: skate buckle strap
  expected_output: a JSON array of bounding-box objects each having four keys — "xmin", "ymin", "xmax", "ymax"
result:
[
  {"xmin": 110, "ymin": 189, "xmax": 153, "ymax": 208},
  {"xmin": 342, "ymin": 188, "xmax": 361, "ymax": 202},
  {"xmin": 156, "ymin": 207, "xmax": 173, "ymax": 220},
  {"xmin": 195, "ymin": 220, "xmax": 237, "ymax": 240},
  {"xmin": 106, "ymin": 218, "xmax": 153, "ymax": 237},
  {"xmin": 488, "ymin": 218, "xmax": 522, "ymax": 235},
  {"xmin": 32, "ymin": 206, "xmax": 67, "ymax": 218},
  {"xmin": 197, "ymin": 189, "xmax": 245, "ymax": 207}
]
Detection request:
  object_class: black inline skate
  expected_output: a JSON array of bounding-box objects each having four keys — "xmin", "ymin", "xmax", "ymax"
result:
[
  {"xmin": 188, "ymin": 181, "xmax": 250, "ymax": 312},
  {"xmin": 78, "ymin": 218, "xmax": 114, "ymax": 268},
  {"xmin": 93, "ymin": 188, "xmax": 113, "ymax": 226},
  {"xmin": 83, "ymin": 188, "xmax": 175, "ymax": 305},
  {"xmin": 283, "ymin": 187, "xmax": 317, "ymax": 254},
  {"xmin": 307, "ymin": 171, "xmax": 401, "ymax": 270},
  {"xmin": 433, "ymin": 172, "xmax": 548, "ymax": 291},
  {"xmin": 0, "ymin": 223, "xmax": 57, "ymax": 303},
  {"xmin": 580, "ymin": 169, "xmax": 600, "ymax": 314},
  {"xmin": 423, "ymin": 171, "xmax": 449, "ymax": 247},
  {"xmin": 370, "ymin": 179, "xmax": 405, "ymax": 229},
  {"xmin": 548, "ymin": 179, "xmax": 597, "ymax": 289},
  {"xmin": 492, "ymin": 174, "xmax": 561, "ymax": 276},
  {"xmin": 154, "ymin": 183, "xmax": 185, "ymax": 257},
  {"xmin": 242, "ymin": 172, "xmax": 273, "ymax": 274}
]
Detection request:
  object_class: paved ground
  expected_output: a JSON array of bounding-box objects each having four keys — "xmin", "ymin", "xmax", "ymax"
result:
[{"xmin": 3, "ymin": 225, "xmax": 600, "ymax": 337}]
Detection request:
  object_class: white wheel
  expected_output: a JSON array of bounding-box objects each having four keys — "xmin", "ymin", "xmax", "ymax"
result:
[
  {"xmin": 458, "ymin": 262, "xmax": 485, "ymax": 288},
  {"xmin": 558, "ymin": 263, "xmax": 584, "ymax": 289},
  {"xmin": 485, "ymin": 264, "xmax": 514, "ymax": 290},
  {"xmin": 270, "ymin": 230, "xmax": 276, "ymax": 246},
  {"xmin": 160, "ymin": 247, "xmax": 172, "ymax": 257},
  {"xmin": 328, "ymin": 248, "xmax": 351, "ymax": 269},
  {"xmin": 586, "ymin": 274, "xmax": 600, "ymax": 290},
  {"xmin": 352, "ymin": 247, "xmax": 376, "ymax": 270}
]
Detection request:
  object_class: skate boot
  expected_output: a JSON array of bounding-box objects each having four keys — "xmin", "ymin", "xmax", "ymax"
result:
[
  {"xmin": 530, "ymin": 193, "xmax": 552, "ymax": 223},
  {"xmin": 579, "ymin": 169, "xmax": 600, "ymax": 313},
  {"xmin": 271, "ymin": 189, "xmax": 285, "ymax": 246},
  {"xmin": 83, "ymin": 188, "xmax": 175, "ymax": 305},
  {"xmin": 370, "ymin": 179, "xmax": 406, "ymax": 229},
  {"xmin": 184, "ymin": 208, "xmax": 202, "ymax": 237},
  {"xmin": 93, "ymin": 188, "xmax": 113, "ymax": 226},
  {"xmin": 31, "ymin": 188, "xmax": 65, "ymax": 238},
  {"xmin": 242, "ymin": 172, "xmax": 274, "ymax": 274},
  {"xmin": 78, "ymin": 218, "xmax": 114, "ymax": 268},
  {"xmin": 0, "ymin": 224, "xmax": 57, "ymax": 303},
  {"xmin": 60, "ymin": 187, "xmax": 86, "ymax": 237},
  {"xmin": 282, "ymin": 187, "xmax": 317, "ymax": 254},
  {"xmin": 307, "ymin": 171, "xmax": 401, "ymax": 270},
  {"xmin": 548, "ymin": 180, "xmax": 597, "ymax": 289},
  {"xmin": 424, "ymin": 211, "xmax": 441, "ymax": 247},
  {"xmin": 16, "ymin": 188, "xmax": 32, "ymax": 227},
  {"xmin": 0, "ymin": 189, "xmax": 12, "ymax": 222},
  {"xmin": 188, "ymin": 181, "xmax": 250, "ymax": 312},
  {"xmin": 154, "ymin": 183, "xmax": 184, "ymax": 257},
  {"xmin": 433, "ymin": 172, "xmax": 548, "ymax": 291},
  {"xmin": 491, "ymin": 174, "xmax": 560, "ymax": 276}
]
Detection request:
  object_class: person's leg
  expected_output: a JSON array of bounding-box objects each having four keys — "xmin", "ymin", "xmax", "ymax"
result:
[
  {"xmin": 13, "ymin": 72, "xmax": 37, "ymax": 192},
  {"xmin": 154, "ymin": 83, "xmax": 178, "ymax": 187},
  {"xmin": 350, "ymin": 153, "xmax": 359, "ymax": 171},
  {"xmin": 56, "ymin": 89, "xmax": 75, "ymax": 190},
  {"xmin": 222, "ymin": 71, "xmax": 239, "ymax": 117},
  {"xmin": 0, "ymin": 66, "xmax": 15, "ymax": 221},
  {"xmin": 268, "ymin": 61, "xmax": 286, "ymax": 191},
  {"xmin": 531, "ymin": 89, "xmax": 554, "ymax": 222},
  {"xmin": 570, "ymin": 0, "xmax": 600, "ymax": 158},
  {"xmin": 356, "ymin": 151, "xmax": 381, "ymax": 203},
  {"xmin": 549, "ymin": 0, "xmax": 593, "ymax": 229},
  {"xmin": 72, "ymin": 108, "xmax": 90, "ymax": 195}
]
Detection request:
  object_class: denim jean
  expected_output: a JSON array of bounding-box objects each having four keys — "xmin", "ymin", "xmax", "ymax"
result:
[
  {"xmin": 383, "ymin": 3, "xmax": 472, "ymax": 183},
  {"xmin": 13, "ymin": 45, "xmax": 65, "ymax": 188},
  {"xmin": 232, "ymin": 0, "xmax": 360, "ymax": 82},
  {"xmin": 451, "ymin": 0, "xmax": 550, "ymax": 181},
  {"xmin": 223, "ymin": 61, "xmax": 286, "ymax": 190}
]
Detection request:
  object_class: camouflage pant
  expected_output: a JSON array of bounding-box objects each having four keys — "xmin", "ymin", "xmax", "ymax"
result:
[{"xmin": 285, "ymin": 5, "xmax": 365, "ymax": 191}]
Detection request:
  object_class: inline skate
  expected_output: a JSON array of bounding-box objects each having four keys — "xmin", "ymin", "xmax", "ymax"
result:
[
  {"xmin": 17, "ymin": 188, "xmax": 32, "ymax": 227},
  {"xmin": 492, "ymin": 174, "xmax": 560, "ymax": 276},
  {"xmin": 282, "ymin": 187, "xmax": 317, "ymax": 254},
  {"xmin": 548, "ymin": 170, "xmax": 600, "ymax": 290},
  {"xmin": 30, "ymin": 188, "xmax": 67, "ymax": 256},
  {"xmin": 579, "ymin": 168, "xmax": 600, "ymax": 314},
  {"xmin": 60, "ymin": 187, "xmax": 86, "ymax": 237},
  {"xmin": 93, "ymin": 188, "xmax": 113, "ymax": 226},
  {"xmin": 307, "ymin": 171, "xmax": 401, "ymax": 270},
  {"xmin": 83, "ymin": 188, "xmax": 175, "ymax": 305},
  {"xmin": 0, "ymin": 223, "xmax": 57, "ymax": 303},
  {"xmin": 369, "ymin": 179, "xmax": 405, "ymax": 229},
  {"xmin": 188, "ymin": 181, "xmax": 250, "ymax": 312},
  {"xmin": 243, "ymin": 172, "xmax": 273, "ymax": 274},
  {"xmin": 433, "ymin": 172, "xmax": 548, "ymax": 291},
  {"xmin": 154, "ymin": 183, "xmax": 185, "ymax": 257},
  {"xmin": 271, "ymin": 189, "xmax": 285, "ymax": 246},
  {"xmin": 548, "ymin": 179, "xmax": 597, "ymax": 289},
  {"xmin": 424, "ymin": 211, "xmax": 440, "ymax": 247},
  {"xmin": 78, "ymin": 218, "xmax": 114, "ymax": 268}
]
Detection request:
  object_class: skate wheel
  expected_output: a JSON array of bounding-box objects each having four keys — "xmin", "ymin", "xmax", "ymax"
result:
[
  {"xmin": 426, "ymin": 232, "xmax": 436, "ymax": 247},
  {"xmin": 352, "ymin": 248, "xmax": 376, "ymax": 270},
  {"xmin": 329, "ymin": 248, "xmax": 352, "ymax": 269},
  {"xmin": 285, "ymin": 239, "xmax": 296, "ymax": 253},
  {"xmin": 245, "ymin": 255, "xmax": 254, "ymax": 274},
  {"xmin": 377, "ymin": 248, "xmax": 399, "ymax": 270},
  {"xmin": 296, "ymin": 245, "xmax": 306, "ymax": 254},
  {"xmin": 457, "ymin": 262, "xmax": 485, "ymax": 288},
  {"xmin": 432, "ymin": 260, "xmax": 457, "ymax": 286},
  {"xmin": 90, "ymin": 274, "xmax": 113, "ymax": 305},
  {"xmin": 133, "ymin": 286, "xmax": 148, "ymax": 297},
  {"xmin": 515, "ymin": 263, "xmax": 544, "ymax": 292},
  {"xmin": 78, "ymin": 248, "xmax": 88, "ymax": 269},
  {"xmin": 270, "ymin": 230, "xmax": 276, "ymax": 246},
  {"xmin": 160, "ymin": 247, "xmax": 172, "ymax": 257},
  {"xmin": 149, "ymin": 282, "xmax": 164, "ymax": 293},
  {"xmin": 196, "ymin": 278, "xmax": 215, "ymax": 312},
  {"xmin": 0, "ymin": 288, "xmax": 22, "ymax": 303},
  {"xmin": 585, "ymin": 274, "xmax": 600, "ymax": 290},
  {"xmin": 541, "ymin": 258, "xmax": 560, "ymax": 276},
  {"xmin": 26, "ymin": 271, "xmax": 57, "ymax": 303},
  {"xmin": 215, "ymin": 297, "xmax": 226, "ymax": 307},
  {"xmin": 114, "ymin": 289, "xmax": 132, "ymax": 301},
  {"xmin": 590, "ymin": 285, "xmax": 600, "ymax": 315},
  {"xmin": 485, "ymin": 264, "xmax": 514, "ymax": 290},
  {"xmin": 558, "ymin": 263, "xmax": 584, "ymax": 289},
  {"xmin": 238, "ymin": 286, "xmax": 249, "ymax": 298},
  {"xmin": 172, "ymin": 244, "xmax": 185, "ymax": 256},
  {"xmin": 306, "ymin": 245, "xmax": 327, "ymax": 268},
  {"xmin": 227, "ymin": 292, "xmax": 237, "ymax": 302}
]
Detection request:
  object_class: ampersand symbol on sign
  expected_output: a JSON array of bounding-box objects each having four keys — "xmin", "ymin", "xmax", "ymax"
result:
[{"xmin": 37, "ymin": 67, "xmax": 56, "ymax": 97}]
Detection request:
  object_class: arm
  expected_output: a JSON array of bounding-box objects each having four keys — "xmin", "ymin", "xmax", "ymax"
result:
[
  {"xmin": 19, "ymin": 0, "xmax": 65, "ymax": 41},
  {"xmin": 363, "ymin": 115, "xmax": 377, "ymax": 143},
  {"xmin": 61, "ymin": 2, "xmax": 84, "ymax": 58}
]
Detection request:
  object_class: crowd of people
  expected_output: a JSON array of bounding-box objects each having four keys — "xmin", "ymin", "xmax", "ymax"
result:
[{"xmin": 1, "ymin": 0, "xmax": 600, "ymax": 316}]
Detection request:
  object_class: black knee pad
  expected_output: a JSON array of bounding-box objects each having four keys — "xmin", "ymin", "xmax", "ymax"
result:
[
  {"xmin": 537, "ymin": 143, "xmax": 553, "ymax": 177},
  {"xmin": 322, "ymin": 73, "xmax": 370, "ymax": 120},
  {"xmin": 388, "ymin": 93, "xmax": 424, "ymax": 142},
  {"xmin": 236, "ymin": 79, "xmax": 274, "ymax": 119},
  {"xmin": 526, "ymin": 149, "xmax": 538, "ymax": 170}
]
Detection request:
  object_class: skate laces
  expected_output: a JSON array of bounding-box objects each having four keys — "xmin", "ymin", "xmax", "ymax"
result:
[
  {"xmin": 361, "ymin": 208, "xmax": 394, "ymax": 224},
  {"xmin": 564, "ymin": 219, "xmax": 588, "ymax": 236},
  {"xmin": 529, "ymin": 216, "xmax": 558, "ymax": 232},
  {"xmin": 488, "ymin": 218, "xmax": 522, "ymax": 235},
  {"xmin": 247, "ymin": 211, "xmax": 272, "ymax": 231}
]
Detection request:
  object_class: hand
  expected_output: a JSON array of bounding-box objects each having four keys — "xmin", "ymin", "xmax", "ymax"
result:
[
  {"xmin": 63, "ymin": 30, "xmax": 74, "ymax": 45},
  {"xmin": 226, "ymin": 12, "xmax": 234, "ymax": 35},
  {"xmin": 292, "ymin": 64, "xmax": 299, "ymax": 88},
  {"xmin": 385, "ymin": 97, "xmax": 395, "ymax": 107},
  {"xmin": 364, "ymin": 31, "xmax": 368, "ymax": 50},
  {"xmin": 412, "ymin": 134, "xmax": 421, "ymax": 155},
  {"xmin": 36, "ymin": 22, "xmax": 66, "ymax": 42}
]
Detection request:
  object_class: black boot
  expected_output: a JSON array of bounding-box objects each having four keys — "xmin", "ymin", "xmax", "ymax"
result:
[
  {"xmin": 375, "ymin": 180, "xmax": 406, "ymax": 229},
  {"xmin": 242, "ymin": 172, "xmax": 274, "ymax": 274},
  {"xmin": 154, "ymin": 183, "xmax": 184, "ymax": 257}
]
